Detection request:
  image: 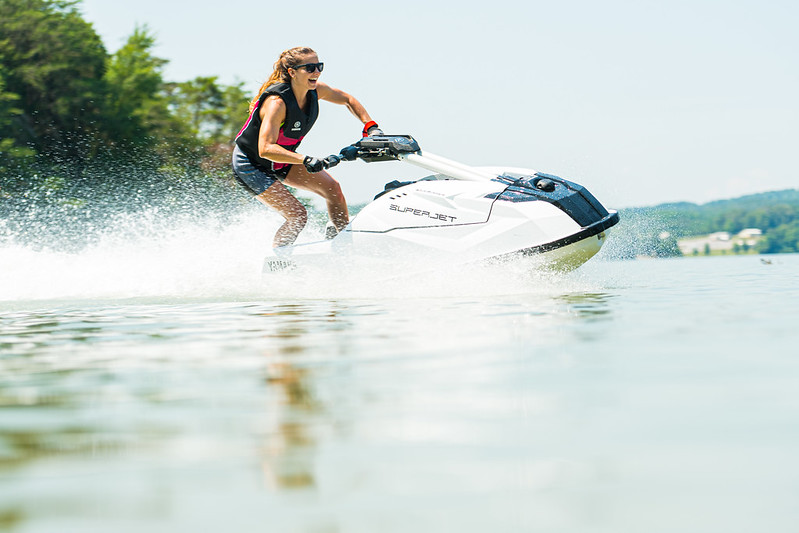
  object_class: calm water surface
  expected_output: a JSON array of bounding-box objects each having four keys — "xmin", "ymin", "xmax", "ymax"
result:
[{"xmin": 1, "ymin": 253, "xmax": 798, "ymax": 532}]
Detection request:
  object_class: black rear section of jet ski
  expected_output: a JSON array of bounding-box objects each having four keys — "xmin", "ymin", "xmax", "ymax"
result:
[{"xmin": 491, "ymin": 172, "xmax": 619, "ymax": 230}]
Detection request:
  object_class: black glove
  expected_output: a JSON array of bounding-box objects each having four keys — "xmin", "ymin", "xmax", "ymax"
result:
[
  {"xmin": 362, "ymin": 121, "xmax": 383, "ymax": 137},
  {"xmin": 303, "ymin": 155, "xmax": 325, "ymax": 173}
]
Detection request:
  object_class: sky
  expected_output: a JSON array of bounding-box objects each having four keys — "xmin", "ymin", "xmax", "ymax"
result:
[{"xmin": 78, "ymin": 0, "xmax": 798, "ymax": 208}]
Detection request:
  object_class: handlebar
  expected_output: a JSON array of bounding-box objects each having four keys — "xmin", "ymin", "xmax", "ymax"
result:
[{"xmin": 326, "ymin": 135, "xmax": 421, "ymax": 165}]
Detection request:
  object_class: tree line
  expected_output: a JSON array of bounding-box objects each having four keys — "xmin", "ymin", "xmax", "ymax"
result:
[
  {"xmin": 1, "ymin": 0, "xmax": 247, "ymax": 184},
  {"xmin": 613, "ymin": 189, "xmax": 799, "ymax": 258},
  {"xmin": 1, "ymin": 0, "xmax": 257, "ymax": 250}
]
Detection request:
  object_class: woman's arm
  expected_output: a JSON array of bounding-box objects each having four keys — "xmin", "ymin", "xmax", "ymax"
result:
[
  {"xmin": 257, "ymin": 96, "xmax": 306, "ymax": 164},
  {"xmin": 316, "ymin": 82, "xmax": 374, "ymax": 126}
]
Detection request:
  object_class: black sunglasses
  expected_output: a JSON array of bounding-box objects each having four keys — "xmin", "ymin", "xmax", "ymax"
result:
[{"xmin": 292, "ymin": 62, "xmax": 324, "ymax": 73}]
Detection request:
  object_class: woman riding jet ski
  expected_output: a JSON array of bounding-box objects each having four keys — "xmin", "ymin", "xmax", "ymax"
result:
[
  {"xmin": 262, "ymin": 134, "xmax": 620, "ymax": 273},
  {"xmin": 232, "ymin": 46, "xmax": 381, "ymax": 248}
]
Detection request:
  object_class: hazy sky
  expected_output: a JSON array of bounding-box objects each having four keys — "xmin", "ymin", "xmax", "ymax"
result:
[{"xmin": 79, "ymin": 0, "xmax": 798, "ymax": 208}]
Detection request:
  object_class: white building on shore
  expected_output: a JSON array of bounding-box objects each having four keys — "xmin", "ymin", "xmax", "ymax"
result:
[{"xmin": 678, "ymin": 228, "xmax": 763, "ymax": 255}]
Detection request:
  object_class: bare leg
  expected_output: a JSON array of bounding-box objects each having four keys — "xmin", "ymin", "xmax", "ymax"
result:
[
  {"xmin": 255, "ymin": 182, "xmax": 308, "ymax": 247},
  {"xmin": 284, "ymin": 165, "xmax": 349, "ymax": 231}
]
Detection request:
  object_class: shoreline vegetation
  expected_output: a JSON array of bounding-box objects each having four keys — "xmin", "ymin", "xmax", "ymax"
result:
[
  {"xmin": 611, "ymin": 189, "xmax": 799, "ymax": 259},
  {"xmin": 2, "ymin": 1, "xmax": 797, "ymax": 259}
]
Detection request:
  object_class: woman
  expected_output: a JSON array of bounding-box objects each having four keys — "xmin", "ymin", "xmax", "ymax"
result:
[{"xmin": 233, "ymin": 46, "xmax": 382, "ymax": 248}]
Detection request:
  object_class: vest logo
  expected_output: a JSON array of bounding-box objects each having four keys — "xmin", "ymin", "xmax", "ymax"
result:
[{"xmin": 291, "ymin": 121, "xmax": 301, "ymax": 131}]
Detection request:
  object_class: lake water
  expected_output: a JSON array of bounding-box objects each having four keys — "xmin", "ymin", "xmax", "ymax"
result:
[{"xmin": 1, "ymin": 222, "xmax": 798, "ymax": 532}]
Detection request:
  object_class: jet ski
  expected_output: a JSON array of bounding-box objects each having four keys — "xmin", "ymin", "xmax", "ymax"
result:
[{"xmin": 262, "ymin": 135, "xmax": 619, "ymax": 273}]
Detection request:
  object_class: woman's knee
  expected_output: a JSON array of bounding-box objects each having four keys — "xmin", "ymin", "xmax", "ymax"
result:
[
  {"xmin": 286, "ymin": 168, "xmax": 345, "ymax": 200},
  {"xmin": 322, "ymin": 179, "xmax": 345, "ymax": 203}
]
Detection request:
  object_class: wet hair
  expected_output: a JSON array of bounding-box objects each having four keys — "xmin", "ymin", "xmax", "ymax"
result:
[{"xmin": 249, "ymin": 47, "xmax": 316, "ymax": 113}]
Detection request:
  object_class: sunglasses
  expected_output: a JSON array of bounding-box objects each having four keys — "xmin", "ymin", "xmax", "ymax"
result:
[{"xmin": 292, "ymin": 62, "xmax": 324, "ymax": 73}]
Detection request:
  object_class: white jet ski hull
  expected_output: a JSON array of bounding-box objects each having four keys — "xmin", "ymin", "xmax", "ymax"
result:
[{"xmin": 263, "ymin": 161, "xmax": 618, "ymax": 274}]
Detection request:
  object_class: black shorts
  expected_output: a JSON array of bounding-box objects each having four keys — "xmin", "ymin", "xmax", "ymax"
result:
[{"xmin": 231, "ymin": 145, "xmax": 290, "ymax": 195}]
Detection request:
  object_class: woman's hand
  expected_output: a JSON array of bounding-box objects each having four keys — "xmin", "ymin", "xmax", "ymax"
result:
[
  {"xmin": 303, "ymin": 154, "xmax": 343, "ymax": 173},
  {"xmin": 303, "ymin": 156, "xmax": 326, "ymax": 173},
  {"xmin": 363, "ymin": 121, "xmax": 383, "ymax": 137}
]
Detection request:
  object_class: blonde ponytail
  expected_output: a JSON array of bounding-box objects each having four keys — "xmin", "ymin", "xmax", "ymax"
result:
[{"xmin": 248, "ymin": 46, "xmax": 316, "ymax": 113}]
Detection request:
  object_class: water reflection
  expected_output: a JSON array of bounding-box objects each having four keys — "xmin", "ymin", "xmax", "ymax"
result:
[
  {"xmin": 255, "ymin": 303, "xmax": 334, "ymax": 492},
  {"xmin": 0, "ymin": 508, "xmax": 23, "ymax": 531},
  {"xmin": 0, "ymin": 290, "xmax": 617, "ymax": 533},
  {"xmin": 1, "ymin": 256, "xmax": 798, "ymax": 530},
  {"xmin": 555, "ymin": 292, "xmax": 616, "ymax": 321},
  {"xmin": 261, "ymin": 362, "xmax": 320, "ymax": 490}
]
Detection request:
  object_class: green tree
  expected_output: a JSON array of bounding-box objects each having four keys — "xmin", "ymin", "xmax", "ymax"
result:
[
  {"xmin": 167, "ymin": 76, "xmax": 248, "ymax": 144},
  {"xmin": 164, "ymin": 76, "xmax": 248, "ymax": 176},
  {"xmin": 0, "ymin": 0, "xmax": 107, "ymax": 160},
  {"xmin": 0, "ymin": 63, "xmax": 34, "ymax": 168},
  {"xmin": 103, "ymin": 25, "xmax": 197, "ymax": 163},
  {"xmin": 220, "ymin": 81, "xmax": 249, "ymax": 141},
  {"xmin": 758, "ymin": 221, "xmax": 799, "ymax": 254},
  {"xmin": 167, "ymin": 76, "xmax": 223, "ymax": 141},
  {"xmin": 103, "ymin": 26, "xmax": 164, "ymax": 147}
]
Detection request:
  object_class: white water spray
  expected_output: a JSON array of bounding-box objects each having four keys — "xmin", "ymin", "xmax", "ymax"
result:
[
  {"xmin": 2, "ymin": 197, "xmax": 617, "ymax": 305},
  {"xmin": 0, "ymin": 209, "xmax": 282, "ymax": 302}
]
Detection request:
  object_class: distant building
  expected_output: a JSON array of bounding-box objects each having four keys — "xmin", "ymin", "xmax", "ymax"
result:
[
  {"xmin": 738, "ymin": 228, "xmax": 763, "ymax": 243},
  {"xmin": 677, "ymin": 228, "xmax": 763, "ymax": 255}
]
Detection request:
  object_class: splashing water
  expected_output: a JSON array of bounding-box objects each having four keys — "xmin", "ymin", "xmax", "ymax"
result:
[
  {"xmin": 1, "ymin": 164, "xmax": 626, "ymax": 305},
  {"xmin": 0, "ymin": 202, "xmax": 612, "ymax": 305},
  {"xmin": 1, "ymin": 208, "xmax": 271, "ymax": 302}
]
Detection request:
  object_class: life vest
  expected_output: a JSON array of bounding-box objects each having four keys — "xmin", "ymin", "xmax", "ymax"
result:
[{"xmin": 234, "ymin": 82, "xmax": 319, "ymax": 173}]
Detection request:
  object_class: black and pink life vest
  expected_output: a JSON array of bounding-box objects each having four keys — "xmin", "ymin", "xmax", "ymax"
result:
[{"xmin": 235, "ymin": 82, "xmax": 319, "ymax": 173}]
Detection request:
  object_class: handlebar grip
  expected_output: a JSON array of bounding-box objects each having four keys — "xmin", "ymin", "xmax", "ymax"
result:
[
  {"xmin": 339, "ymin": 145, "xmax": 359, "ymax": 161},
  {"xmin": 323, "ymin": 154, "xmax": 343, "ymax": 169}
]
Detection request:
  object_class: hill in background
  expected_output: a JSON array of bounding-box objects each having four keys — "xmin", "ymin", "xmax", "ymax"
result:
[{"xmin": 604, "ymin": 189, "xmax": 799, "ymax": 259}]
